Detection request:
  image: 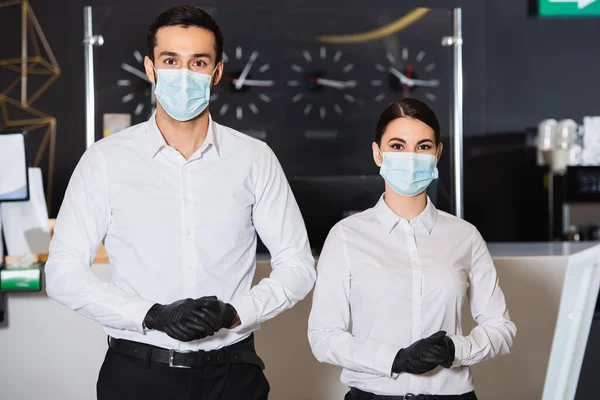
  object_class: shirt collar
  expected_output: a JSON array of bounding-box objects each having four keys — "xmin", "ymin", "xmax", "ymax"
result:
[
  {"xmin": 375, "ymin": 194, "xmax": 438, "ymax": 235},
  {"xmin": 144, "ymin": 112, "xmax": 220, "ymax": 159}
]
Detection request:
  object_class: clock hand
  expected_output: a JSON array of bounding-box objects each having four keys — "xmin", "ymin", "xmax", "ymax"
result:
[
  {"xmin": 308, "ymin": 77, "xmax": 357, "ymax": 90},
  {"xmin": 235, "ymin": 51, "xmax": 258, "ymax": 90},
  {"xmin": 226, "ymin": 77, "xmax": 275, "ymax": 87},
  {"xmin": 388, "ymin": 66, "xmax": 411, "ymax": 86},
  {"xmin": 409, "ymin": 78, "xmax": 440, "ymax": 88},
  {"xmin": 121, "ymin": 63, "xmax": 150, "ymax": 82}
]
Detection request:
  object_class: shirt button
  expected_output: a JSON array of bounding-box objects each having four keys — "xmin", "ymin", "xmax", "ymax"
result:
[
  {"xmin": 187, "ymin": 264, "xmax": 193, "ymax": 270},
  {"xmin": 187, "ymin": 229, "xmax": 194, "ymax": 238}
]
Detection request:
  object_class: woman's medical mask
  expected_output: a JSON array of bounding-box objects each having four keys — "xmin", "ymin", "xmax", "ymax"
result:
[{"xmin": 379, "ymin": 150, "xmax": 439, "ymax": 197}]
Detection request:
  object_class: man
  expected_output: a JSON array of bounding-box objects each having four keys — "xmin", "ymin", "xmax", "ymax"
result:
[{"xmin": 45, "ymin": 5, "xmax": 316, "ymax": 400}]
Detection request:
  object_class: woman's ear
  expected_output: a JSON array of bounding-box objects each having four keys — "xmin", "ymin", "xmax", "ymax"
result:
[
  {"xmin": 436, "ymin": 143, "xmax": 443, "ymax": 163},
  {"xmin": 372, "ymin": 142, "xmax": 383, "ymax": 167}
]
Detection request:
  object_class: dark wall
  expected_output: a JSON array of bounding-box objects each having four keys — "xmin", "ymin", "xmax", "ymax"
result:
[{"xmin": 6, "ymin": 0, "xmax": 600, "ymax": 242}]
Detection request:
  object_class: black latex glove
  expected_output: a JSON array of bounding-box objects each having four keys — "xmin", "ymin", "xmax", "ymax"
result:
[
  {"xmin": 144, "ymin": 298, "xmax": 223, "ymax": 342},
  {"xmin": 392, "ymin": 331, "xmax": 455, "ymax": 375},
  {"xmin": 441, "ymin": 335, "xmax": 456, "ymax": 368},
  {"xmin": 195, "ymin": 296, "xmax": 237, "ymax": 329}
]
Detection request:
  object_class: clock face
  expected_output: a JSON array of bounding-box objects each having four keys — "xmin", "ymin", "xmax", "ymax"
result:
[
  {"xmin": 371, "ymin": 47, "xmax": 441, "ymax": 105},
  {"xmin": 286, "ymin": 45, "xmax": 361, "ymax": 123},
  {"xmin": 115, "ymin": 49, "xmax": 155, "ymax": 125},
  {"xmin": 209, "ymin": 45, "xmax": 277, "ymax": 140}
]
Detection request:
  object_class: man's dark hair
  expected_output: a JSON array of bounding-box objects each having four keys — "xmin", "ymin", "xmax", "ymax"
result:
[{"xmin": 147, "ymin": 5, "xmax": 223, "ymax": 64}]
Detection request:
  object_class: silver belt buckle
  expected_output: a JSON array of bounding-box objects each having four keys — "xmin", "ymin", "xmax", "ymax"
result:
[
  {"xmin": 403, "ymin": 394, "xmax": 417, "ymax": 400},
  {"xmin": 169, "ymin": 349, "xmax": 192, "ymax": 369}
]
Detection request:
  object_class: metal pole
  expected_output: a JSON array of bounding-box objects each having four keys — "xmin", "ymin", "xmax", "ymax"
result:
[
  {"xmin": 451, "ymin": 8, "xmax": 464, "ymax": 219},
  {"xmin": 442, "ymin": 8, "xmax": 464, "ymax": 219},
  {"xmin": 21, "ymin": 0, "xmax": 27, "ymax": 106},
  {"xmin": 83, "ymin": 6, "xmax": 103, "ymax": 149},
  {"xmin": 548, "ymin": 172, "xmax": 554, "ymax": 240}
]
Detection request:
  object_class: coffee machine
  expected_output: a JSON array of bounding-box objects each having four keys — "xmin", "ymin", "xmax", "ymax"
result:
[{"xmin": 538, "ymin": 118, "xmax": 600, "ymax": 241}]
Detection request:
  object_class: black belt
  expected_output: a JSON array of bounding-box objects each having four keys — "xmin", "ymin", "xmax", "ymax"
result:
[
  {"xmin": 108, "ymin": 333, "xmax": 265, "ymax": 370},
  {"xmin": 350, "ymin": 388, "xmax": 477, "ymax": 400}
]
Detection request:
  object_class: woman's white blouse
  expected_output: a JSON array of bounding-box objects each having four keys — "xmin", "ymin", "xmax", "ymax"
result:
[{"xmin": 308, "ymin": 196, "xmax": 516, "ymax": 396}]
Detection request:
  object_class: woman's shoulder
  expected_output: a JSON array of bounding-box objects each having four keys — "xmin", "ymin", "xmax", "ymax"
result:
[
  {"xmin": 327, "ymin": 206, "xmax": 380, "ymax": 237},
  {"xmin": 435, "ymin": 209, "xmax": 481, "ymax": 237}
]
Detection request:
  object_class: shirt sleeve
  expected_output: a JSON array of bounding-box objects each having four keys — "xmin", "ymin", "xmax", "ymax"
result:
[
  {"xmin": 307, "ymin": 224, "xmax": 401, "ymax": 377},
  {"xmin": 229, "ymin": 144, "xmax": 316, "ymax": 330},
  {"xmin": 450, "ymin": 228, "xmax": 517, "ymax": 367},
  {"xmin": 44, "ymin": 145, "xmax": 154, "ymax": 333}
]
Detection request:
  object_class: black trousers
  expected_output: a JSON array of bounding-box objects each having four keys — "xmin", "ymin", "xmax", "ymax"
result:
[{"xmin": 97, "ymin": 347, "xmax": 270, "ymax": 400}]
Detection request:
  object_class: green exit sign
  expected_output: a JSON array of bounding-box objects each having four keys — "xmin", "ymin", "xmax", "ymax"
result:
[{"xmin": 537, "ymin": 0, "xmax": 600, "ymax": 16}]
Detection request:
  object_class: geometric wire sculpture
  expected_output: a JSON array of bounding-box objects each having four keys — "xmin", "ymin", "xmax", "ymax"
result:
[{"xmin": 0, "ymin": 0, "xmax": 61, "ymax": 210}]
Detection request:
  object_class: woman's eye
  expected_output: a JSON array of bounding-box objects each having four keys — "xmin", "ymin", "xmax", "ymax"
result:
[
  {"xmin": 418, "ymin": 145, "xmax": 431, "ymax": 150},
  {"xmin": 193, "ymin": 61, "xmax": 206, "ymax": 67},
  {"xmin": 391, "ymin": 144, "xmax": 404, "ymax": 150},
  {"xmin": 164, "ymin": 59, "xmax": 175, "ymax": 65}
]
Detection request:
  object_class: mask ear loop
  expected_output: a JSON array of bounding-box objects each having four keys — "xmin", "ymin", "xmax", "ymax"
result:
[
  {"xmin": 208, "ymin": 62, "xmax": 223, "ymax": 95},
  {"xmin": 150, "ymin": 62, "xmax": 158, "ymax": 84},
  {"xmin": 377, "ymin": 145, "xmax": 385, "ymax": 160}
]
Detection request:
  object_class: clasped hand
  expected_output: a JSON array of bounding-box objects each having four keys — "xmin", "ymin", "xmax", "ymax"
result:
[
  {"xmin": 392, "ymin": 331, "xmax": 455, "ymax": 375},
  {"xmin": 144, "ymin": 296, "xmax": 237, "ymax": 342}
]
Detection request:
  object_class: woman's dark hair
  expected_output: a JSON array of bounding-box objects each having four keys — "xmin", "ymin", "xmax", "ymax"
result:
[
  {"xmin": 375, "ymin": 98, "xmax": 441, "ymax": 146},
  {"xmin": 147, "ymin": 6, "xmax": 223, "ymax": 64}
]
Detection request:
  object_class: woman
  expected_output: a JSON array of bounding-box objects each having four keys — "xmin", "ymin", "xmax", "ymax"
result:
[{"xmin": 308, "ymin": 98, "xmax": 516, "ymax": 400}]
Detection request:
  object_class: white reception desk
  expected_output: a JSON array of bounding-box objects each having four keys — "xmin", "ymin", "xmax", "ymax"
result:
[{"xmin": 0, "ymin": 242, "xmax": 599, "ymax": 400}]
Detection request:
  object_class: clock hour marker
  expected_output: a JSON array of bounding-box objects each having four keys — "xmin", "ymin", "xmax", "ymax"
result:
[
  {"xmin": 344, "ymin": 94, "xmax": 355, "ymax": 103},
  {"xmin": 334, "ymin": 104, "xmax": 343, "ymax": 115},
  {"xmin": 236, "ymin": 46, "xmax": 242, "ymax": 60},
  {"xmin": 320, "ymin": 106, "xmax": 326, "ymax": 119},
  {"xmin": 121, "ymin": 63, "xmax": 149, "ymax": 82},
  {"xmin": 219, "ymin": 104, "xmax": 229, "ymax": 116},
  {"xmin": 134, "ymin": 103, "xmax": 144, "ymax": 116},
  {"xmin": 320, "ymin": 46, "xmax": 326, "ymax": 60},
  {"xmin": 370, "ymin": 80, "xmax": 383, "ymax": 86},
  {"xmin": 134, "ymin": 50, "xmax": 143, "ymax": 64},
  {"xmin": 333, "ymin": 51, "xmax": 342, "ymax": 63},
  {"xmin": 417, "ymin": 51, "xmax": 425, "ymax": 62},
  {"xmin": 292, "ymin": 93, "xmax": 303, "ymax": 103},
  {"xmin": 342, "ymin": 63, "xmax": 354, "ymax": 73},
  {"xmin": 249, "ymin": 103, "xmax": 259, "ymax": 115},
  {"xmin": 236, "ymin": 106, "xmax": 243, "ymax": 120},
  {"xmin": 374, "ymin": 93, "xmax": 386, "ymax": 103},
  {"xmin": 425, "ymin": 63, "xmax": 436, "ymax": 72},
  {"xmin": 258, "ymin": 63, "xmax": 271, "ymax": 73},
  {"xmin": 222, "ymin": 52, "xmax": 229, "ymax": 63},
  {"xmin": 425, "ymin": 93, "xmax": 437, "ymax": 102},
  {"xmin": 303, "ymin": 104, "xmax": 312, "ymax": 115},
  {"xmin": 402, "ymin": 48, "xmax": 408, "ymax": 61},
  {"xmin": 259, "ymin": 94, "xmax": 271, "ymax": 103},
  {"xmin": 117, "ymin": 79, "xmax": 131, "ymax": 87},
  {"xmin": 122, "ymin": 93, "xmax": 134, "ymax": 103},
  {"xmin": 287, "ymin": 80, "xmax": 300, "ymax": 87},
  {"xmin": 375, "ymin": 63, "xmax": 386, "ymax": 72},
  {"xmin": 386, "ymin": 52, "xmax": 395, "ymax": 65},
  {"xmin": 303, "ymin": 51, "xmax": 312, "ymax": 62},
  {"xmin": 291, "ymin": 64, "xmax": 303, "ymax": 73}
]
